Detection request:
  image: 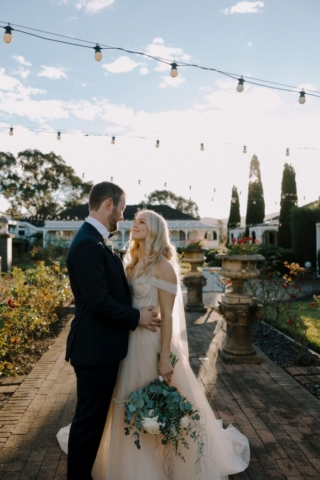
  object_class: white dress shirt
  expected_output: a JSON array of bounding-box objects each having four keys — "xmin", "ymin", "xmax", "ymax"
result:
[{"xmin": 86, "ymin": 216, "xmax": 110, "ymax": 239}]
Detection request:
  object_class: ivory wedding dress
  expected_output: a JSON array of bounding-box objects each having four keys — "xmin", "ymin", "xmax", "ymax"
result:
[{"xmin": 57, "ymin": 276, "xmax": 250, "ymax": 480}]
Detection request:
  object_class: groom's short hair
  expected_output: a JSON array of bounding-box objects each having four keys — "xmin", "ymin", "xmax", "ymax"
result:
[{"xmin": 89, "ymin": 182, "xmax": 125, "ymax": 211}]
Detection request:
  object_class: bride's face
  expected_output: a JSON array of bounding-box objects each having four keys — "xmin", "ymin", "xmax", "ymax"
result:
[{"xmin": 131, "ymin": 213, "xmax": 148, "ymax": 241}]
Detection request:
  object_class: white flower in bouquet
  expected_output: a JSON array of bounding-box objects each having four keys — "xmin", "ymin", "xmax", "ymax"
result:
[
  {"xmin": 142, "ymin": 415, "xmax": 165, "ymax": 435},
  {"xmin": 180, "ymin": 416, "xmax": 190, "ymax": 429}
]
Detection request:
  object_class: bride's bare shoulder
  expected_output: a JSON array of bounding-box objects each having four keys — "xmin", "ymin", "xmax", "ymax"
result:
[{"xmin": 153, "ymin": 257, "xmax": 177, "ymax": 284}]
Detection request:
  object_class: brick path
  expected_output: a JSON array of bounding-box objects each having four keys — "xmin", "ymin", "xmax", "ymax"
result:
[{"xmin": 0, "ymin": 293, "xmax": 320, "ymax": 479}]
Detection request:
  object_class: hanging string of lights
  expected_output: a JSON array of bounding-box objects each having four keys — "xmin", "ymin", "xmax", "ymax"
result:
[
  {"xmin": 1, "ymin": 124, "xmax": 302, "ymax": 157},
  {"xmin": 2, "ymin": 21, "xmax": 320, "ymax": 103}
]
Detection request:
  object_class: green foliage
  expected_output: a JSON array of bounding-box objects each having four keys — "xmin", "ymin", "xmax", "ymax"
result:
[
  {"xmin": 245, "ymin": 155, "xmax": 265, "ymax": 227},
  {"xmin": 144, "ymin": 190, "xmax": 200, "ymax": 219},
  {"xmin": 257, "ymin": 245, "xmax": 301, "ymax": 273},
  {"xmin": 278, "ymin": 163, "xmax": 298, "ymax": 248},
  {"xmin": 30, "ymin": 241, "xmax": 69, "ymax": 267},
  {"xmin": 116, "ymin": 366, "xmax": 204, "ymax": 469},
  {"xmin": 220, "ymin": 237, "xmax": 261, "ymax": 255},
  {"xmin": 205, "ymin": 249, "xmax": 222, "ymax": 266},
  {"xmin": 0, "ymin": 149, "xmax": 93, "ymax": 218},
  {"xmin": 291, "ymin": 206, "xmax": 320, "ymax": 267},
  {"xmin": 181, "ymin": 240, "xmax": 203, "ymax": 251},
  {"xmin": 0, "ymin": 262, "xmax": 73, "ymax": 376},
  {"xmin": 228, "ymin": 185, "xmax": 241, "ymax": 228}
]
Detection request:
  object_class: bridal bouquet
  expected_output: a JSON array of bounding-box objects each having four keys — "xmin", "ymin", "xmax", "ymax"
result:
[{"xmin": 116, "ymin": 354, "xmax": 204, "ymax": 466}]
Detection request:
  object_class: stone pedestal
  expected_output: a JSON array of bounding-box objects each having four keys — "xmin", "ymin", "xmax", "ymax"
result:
[
  {"xmin": 216, "ymin": 254, "xmax": 264, "ymax": 364},
  {"xmin": 0, "ymin": 234, "xmax": 14, "ymax": 272},
  {"xmin": 183, "ymin": 273, "xmax": 207, "ymax": 313}
]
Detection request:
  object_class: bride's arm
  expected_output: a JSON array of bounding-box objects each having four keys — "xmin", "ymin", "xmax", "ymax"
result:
[{"xmin": 156, "ymin": 259, "xmax": 177, "ymax": 385}]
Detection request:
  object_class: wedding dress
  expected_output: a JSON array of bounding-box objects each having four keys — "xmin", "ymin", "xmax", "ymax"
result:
[{"xmin": 57, "ymin": 276, "xmax": 249, "ymax": 479}]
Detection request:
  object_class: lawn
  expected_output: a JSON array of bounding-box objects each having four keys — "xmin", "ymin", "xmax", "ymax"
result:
[{"xmin": 267, "ymin": 301, "xmax": 320, "ymax": 354}]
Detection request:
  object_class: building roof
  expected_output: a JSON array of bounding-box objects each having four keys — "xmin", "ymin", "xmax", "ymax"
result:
[{"xmin": 58, "ymin": 203, "xmax": 196, "ymax": 221}]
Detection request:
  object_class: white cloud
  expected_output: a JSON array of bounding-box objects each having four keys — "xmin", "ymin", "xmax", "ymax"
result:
[
  {"xmin": 221, "ymin": 1, "xmax": 264, "ymax": 14},
  {"xmin": 159, "ymin": 76, "xmax": 186, "ymax": 89},
  {"xmin": 247, "ymin": 41, "xmax": 252, "ymax": 47},
  {"xmin": 75, "ymin": 0, "xmax": 115, "ymax": 12},
  {"xmin": 139, "ymin": 67, "xmax": 149, "ymax": 75},
  {"xmin": 12, "ymin": 55, "xmax": 32, "ymax": 67},
  {"xmin": 38, "ymin": 66, "xmax": 68, "ymax": 80},
  {"xmin": 102, "ymin": 56, "xmax": 141, "ymax": 74},
  {"xmin": 145, "ymin": 38, "xmax": 191, "ymax": 73},
  {"xmin": 14, "ymin": 68, "xmax": 30, "ymax": 79}
]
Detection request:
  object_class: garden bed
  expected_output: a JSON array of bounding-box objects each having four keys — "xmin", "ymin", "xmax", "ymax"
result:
[{"xmin": 252, "ymin": 321, "xmax": 320, "ymax": 400}]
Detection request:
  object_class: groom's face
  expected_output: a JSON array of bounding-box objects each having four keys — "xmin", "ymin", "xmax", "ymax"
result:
[{"xmin": 108, "ymin": 194, "xmax": 126, "ymax": 232}]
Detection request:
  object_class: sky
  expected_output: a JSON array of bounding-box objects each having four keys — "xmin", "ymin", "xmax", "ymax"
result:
[{"xmin": 0, "ymin": 0, "xmax": 320, "ymax": 219}]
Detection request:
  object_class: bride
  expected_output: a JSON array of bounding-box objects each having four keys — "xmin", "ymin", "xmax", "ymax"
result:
[{"xmin": 58, "ymin": 209, "xmax": 250, "ymax": 479}]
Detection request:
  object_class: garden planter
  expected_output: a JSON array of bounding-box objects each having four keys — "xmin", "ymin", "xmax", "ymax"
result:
[
  {"xmin": 182, "ymin": 249, "xmax": 207, "ymax": 312},
  {"xmin": 216, "ymin": 254, "xmax": 264, "ymax": 364}
]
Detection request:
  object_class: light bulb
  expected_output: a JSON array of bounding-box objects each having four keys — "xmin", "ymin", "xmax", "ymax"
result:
[
  {"xmin": 82, "ymin": 173, "xmax": 85, "ymax": 178},
  {"xmin": 170, "ymin": 62, "xmax": 178, "ymax": 78},
  {"xmin": 237, "ymin": 77, "xmax": 245, "ymax": 92},
  {"xmin": 286, "ymin": 148, "xmax": 290, "ymax": 156},
  {"xmin": 9, "ymin": 127, "xmax": 13, "ymax": 136},
  {"xmin": 164, "ymin": 182, "xmax": 167, "ymax": 187},
  {"xmin": 138, "ymin": 180, "xmax": 141, "ymax": 185},
  {"xmin": 111, "ymin": 136, "xmax": 116, "ymax": 145},
  {"xmin": 57, "ymin": 131, "xmax": 61, "ymax": 140},
  {"xmin": 3, "ymin": 25, "xmax": 13, "ymax": 44},
  {"xmin": 94, "ymin": 44, "xmax": 103, "ymax": 62},
  {"xmin": 200, "ymin": 143, "xmax": 204, "ymax": 151},
  {"xmin": 243, "ymin": 145, "xmax": 247, "ymax": 153},
  {"xmin": 189, "ymin": 185, "xmax": 192, "ymax": 190},
  {"xmin": 111, "ymin": 176, "xmax": 113, "ymax": 181},
  {"xmin": 155, "ymin": 140, "xmax": 160, "ymax": 148},
  {"xmin": 299, "ymin": 90, "xmax": 306, "ymax": 104}
]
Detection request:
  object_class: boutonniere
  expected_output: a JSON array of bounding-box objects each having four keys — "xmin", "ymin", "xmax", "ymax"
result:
[{"xmin": 102, "ymin": 236, "xmax": 114, "ymax": 252}]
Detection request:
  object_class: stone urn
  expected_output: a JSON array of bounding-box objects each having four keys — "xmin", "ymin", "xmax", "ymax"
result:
[
  {"xmin": 182, "ymin": 249, "xmax": 207, "ymax": 313},
  {"xmin": 216, "ymin": 254, "xmax": 264, "ymax": 364}
]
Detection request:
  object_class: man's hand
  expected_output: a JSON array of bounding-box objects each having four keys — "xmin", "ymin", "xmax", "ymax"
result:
[{"xmin": 139, "ymin": 306, "xmax": 161, "ymax": 332}]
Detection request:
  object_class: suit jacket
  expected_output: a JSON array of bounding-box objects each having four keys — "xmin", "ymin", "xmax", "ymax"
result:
[{"xmin": 65, "ymin": 222, "xmax": 140, "ymax": 365}]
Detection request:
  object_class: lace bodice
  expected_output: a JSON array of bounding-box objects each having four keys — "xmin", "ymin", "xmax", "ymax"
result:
[{"xmin": 129, "ymin": 276, "xmax": 178, "ymax": 310}]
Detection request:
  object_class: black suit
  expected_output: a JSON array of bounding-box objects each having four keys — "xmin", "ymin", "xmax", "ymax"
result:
[{"xmin": 65, "ymin": 222, "xmax": 139, "ymax": 479}]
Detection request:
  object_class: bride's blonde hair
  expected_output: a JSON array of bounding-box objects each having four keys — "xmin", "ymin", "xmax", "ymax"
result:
[{"xmin": 124, "ymin": 209, "xmax": 180, "ymax": 278}]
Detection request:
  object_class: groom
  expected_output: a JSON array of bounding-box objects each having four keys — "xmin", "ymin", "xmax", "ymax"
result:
[{"xmin": 65, "ymin": 181, "xmax": 160, "ymax": 479}]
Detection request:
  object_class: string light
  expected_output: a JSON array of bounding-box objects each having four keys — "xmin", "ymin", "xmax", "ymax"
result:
[
  {"xmin": 164, "ymin": 182, "xmax": 167, "ymax": 187},
  {"xmin": 111, "ymin": 136, "xmax": 116, "ymax": 145},
  {"xmin": 286, "ymin": 148, "xmax": 290, "ymax": 156},
  {"xmin": 189, "ymin": 185, "xmax": 192, "ymax": 190},
  {"xmin": 3, "ymin": 24, "xmax": 13, "ymax": 44},
  {"xmin": 2, "ymin": 21, "xmax": 320, "ymax": 102},
  {"xmin": 237, "ymin": 77, "xmax": 245, "ymax": 93},
  {"xmin": 170, "ymin": 62, "xmax": 178, "ymax": 78},
  {"xmin": 94, "ymin": 44, "xmax": 103, "ymax": 62},
  {"xmin": 9, "ymin": 127, "xmax": 13, "ymax": 136},
  {"xmin": 155, "ymin": 140, "xmax": 160, "ymax": 148},
  {"xmin": 57, "ymin": 131, "xmax": 61, "ymax": 140},
  {"xmin": 82, "ymin": 173, "xmax": 84, "ymax": 178},
  {"xmin": 110, "ymin": 176, "xmax": 113, "ymax": 181},
  {"xmin": 200, "ymin": 143, "xmax": 204, "ymax": 151},
  {"xmin": 138, "ymin": 179, "xmax": 141, "ymax": 184},
  {"xmin": 299, "ymin": 90, "xmax": 306, "ymax": 104},
  {"xmin": 243, "ymin": 146, "xmax": 247, "ymax": 153}
]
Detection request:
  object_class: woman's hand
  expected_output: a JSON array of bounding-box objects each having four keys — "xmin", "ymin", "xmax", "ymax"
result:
[{"xmin": 158, "ymin": 356, "xmax": 174, "ymax": 385}]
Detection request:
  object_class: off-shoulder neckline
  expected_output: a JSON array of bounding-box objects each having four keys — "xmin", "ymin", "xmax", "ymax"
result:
[{"xmin": 128, "ymin": 276, "xmax": 177, "ymax": 287}]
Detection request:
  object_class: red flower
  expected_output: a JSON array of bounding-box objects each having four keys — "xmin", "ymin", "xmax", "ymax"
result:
[
  {"xmin": 290, "ymin": 294, "xmax": 297, "ymax": 299},
  {"xmin": 232, "ymin": 238, "xmax": 237, "ymax": 243},
  {"xmin": 282, "ymin": 284, "xmax": 288, "ymax": 288},
  {"xmin": 12, "ymin": 337, "xmax": 19, "ymax": 344},
  {"xmin": 70, "ymin": 299, "xmax": 75, "ymax": 305},
  {"xmin": 36, "ymin": 260, "xmax": 41, "ymax": 265},
  {"xmin": 286, "ymin": 319, "xmax": 293, "ymax": 325},
  {"xmin": 310, "ymin": 302, "xmax": 316, "ymax": 307},
  {"xmin": 7, "ymin": 298, "xmax": 14, "ymax": 305}
]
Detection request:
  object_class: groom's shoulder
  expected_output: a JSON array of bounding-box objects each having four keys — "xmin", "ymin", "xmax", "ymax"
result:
[{"xmin": 69, "ymin": 223, "xmax": 102, "ymax": 254}]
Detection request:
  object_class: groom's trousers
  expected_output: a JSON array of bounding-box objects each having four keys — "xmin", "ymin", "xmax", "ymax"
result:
[{"xmin": 67, "ymin": 362, "xmax": 120, "ymax": 480}]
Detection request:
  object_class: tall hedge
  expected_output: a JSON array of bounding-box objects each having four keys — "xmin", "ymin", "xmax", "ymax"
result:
[
  {"xmin": 246, "ymin": 155, "xmax": 265, "ymax": 229},
  {"xmin": 291, "ymin": 206, "xmax": 320, "ymax": 267},
  {"xmin": 228, "ymin": 185, "xmax": 241, "ymax": 228},
  {"xmin": 278, "ymin": 163, "xmax": 298, "ymax": 249}
]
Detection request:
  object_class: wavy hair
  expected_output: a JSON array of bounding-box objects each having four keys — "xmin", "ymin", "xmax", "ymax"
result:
[{"xmin": 124, "ymin": 209, "xmax": 180, "ymax": 279}]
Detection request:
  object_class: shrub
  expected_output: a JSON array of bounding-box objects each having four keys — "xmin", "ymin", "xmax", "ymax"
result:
[
  {"xmin": 291, "ymin": 206, "xmax": 320, "ymax": 267},
  {"xmin": 0, "ymin": 261, "xmax": 72, "ymax": 377}
]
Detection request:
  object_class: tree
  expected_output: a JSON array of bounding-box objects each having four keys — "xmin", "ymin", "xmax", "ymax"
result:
[
  {"xmin": 143, "ymin": 190, "xmax": 200, "ymax": 219},
  {"xmin": 0, "ymin": 149, "xmax": 92, "ymax": 218},
  {"xmin": 228, "ymin": 185, "xmax": 241, "ymax": 228},
  {"xmin": 245, "ymin": 155, "xmax": 265, "ymax": 231},
  {"xmin": 278, "ymin": 163, "xmax": 298, "ymax": 248}
]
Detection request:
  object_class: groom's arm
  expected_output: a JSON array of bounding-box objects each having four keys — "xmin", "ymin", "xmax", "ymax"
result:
[{"xmin": 69, "ymin": 238, "xmax": 140, "ymax": 331}]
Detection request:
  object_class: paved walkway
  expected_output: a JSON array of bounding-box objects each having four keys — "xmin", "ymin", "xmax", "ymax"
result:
[{"xmin": 0, "ymin": 293, "xmax": 320, "ymax": 479}]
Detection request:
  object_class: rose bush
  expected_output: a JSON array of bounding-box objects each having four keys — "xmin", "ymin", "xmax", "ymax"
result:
[{"xmin": 0, "ymin": 261, "xmax": 72, "ymax": 377}]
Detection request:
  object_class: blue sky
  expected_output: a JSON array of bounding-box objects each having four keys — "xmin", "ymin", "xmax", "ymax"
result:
[{"xmin": 1, "ymin": 0, "xmax": 320, "ymax": 218}]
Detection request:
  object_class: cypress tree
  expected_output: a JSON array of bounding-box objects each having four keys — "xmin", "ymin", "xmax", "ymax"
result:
[
  {"xmin": 228, "ymin": 185, "xmax": 241, "ymax": 228},
  {"xmin": 245, "ymin": 155, "xmax": 265, "ymax": 232},
  {"xmin": 278, "ymin": 163, "xmax": 298, "ymax": 248}
]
